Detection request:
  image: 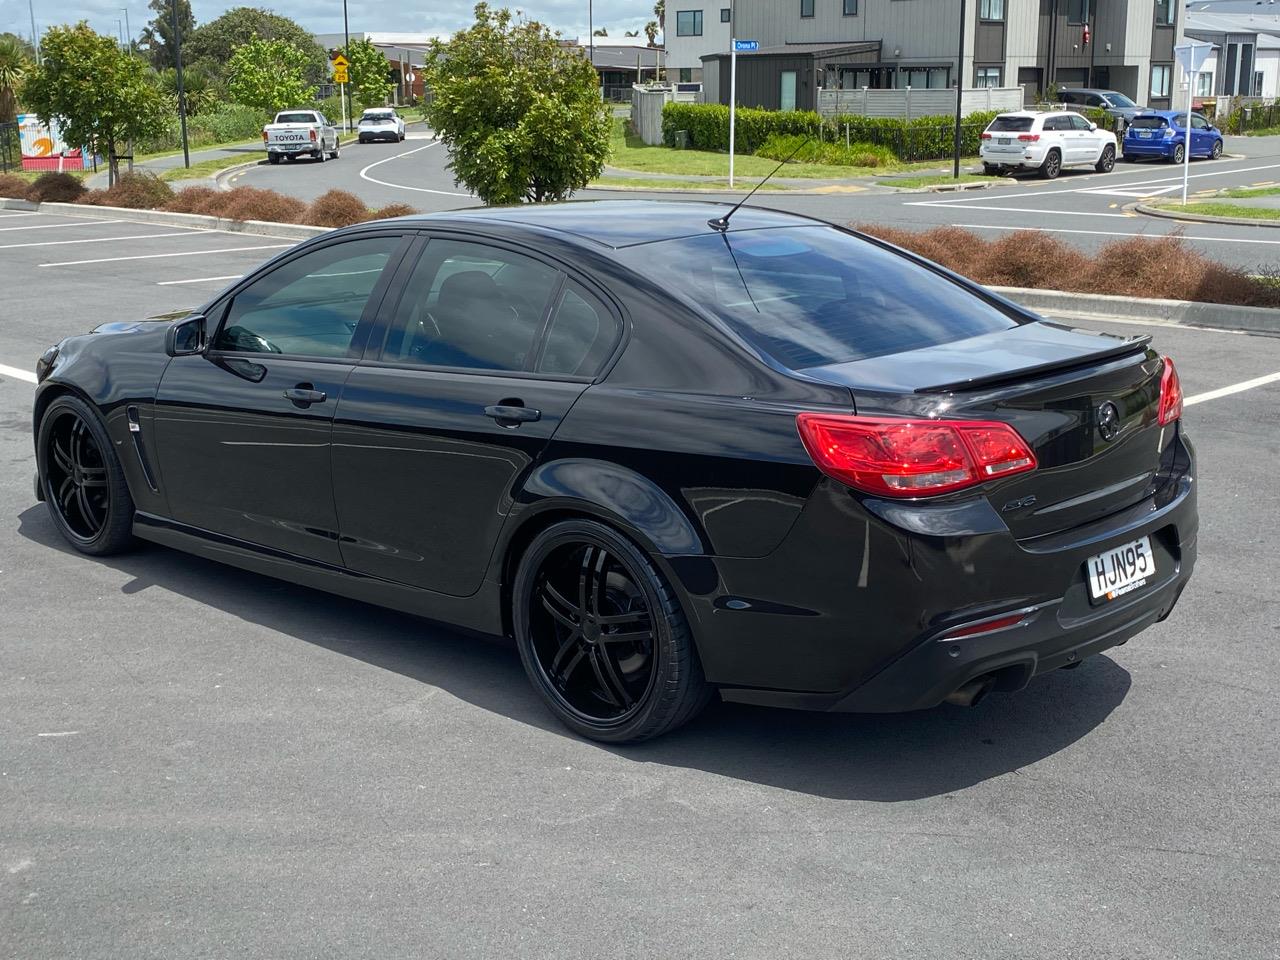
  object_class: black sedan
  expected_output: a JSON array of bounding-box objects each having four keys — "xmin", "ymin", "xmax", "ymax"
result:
[{"xmin": 31, "ymin": 201, "xmax": 1197, "ymax": 742}]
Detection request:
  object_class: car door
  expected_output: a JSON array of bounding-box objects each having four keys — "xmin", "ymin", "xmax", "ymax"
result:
[
  {"xmin": 153, "ymin": 232, "xmax": 411, "ymax": 563},
  {"xmin": 1190, "ymin": 113, "xmax": 1211, "ymax": 156},
  {"xmin": 331, "ymin": 234, "xmax": 623, "ymax": 596},
  {"xmin": 1068, "ymin": 113, "xmax": 1099, "ymax": 162}
]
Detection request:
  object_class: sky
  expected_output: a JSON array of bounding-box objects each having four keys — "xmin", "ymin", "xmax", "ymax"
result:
[{"xmin": 2, "ymin": 0, "xmax": 660, "ymax": 46}]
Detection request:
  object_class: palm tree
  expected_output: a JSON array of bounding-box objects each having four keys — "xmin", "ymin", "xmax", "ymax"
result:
[
  {"xmin": 0, "ymin": 35, "xmax": 31, "ymax": 123},
  {"xmin": 645, "ymin": 20, "xmax": 659, "ymax": 46},
  {"xmin": 653, "ymin": 1, "xmax": 665, "ymax": 40}
]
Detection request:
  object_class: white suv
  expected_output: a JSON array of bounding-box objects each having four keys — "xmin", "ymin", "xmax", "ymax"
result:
[{"xmin": 980, "ymin": 110, "xmax": 1117, "ymax": 179}]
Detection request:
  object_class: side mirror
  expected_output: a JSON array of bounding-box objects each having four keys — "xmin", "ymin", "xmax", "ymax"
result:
[
  {"xmin": 166, "ymin": 314, "xmax": 206, "ymax": 357},
  {"xmin": 1089, "ymin": 122, "xmax": 1098, "ymax": 131}
]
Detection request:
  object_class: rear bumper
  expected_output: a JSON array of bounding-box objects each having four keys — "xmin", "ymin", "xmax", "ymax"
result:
[
  {"xmin": 681, "ymin": 429, "xmax": 1198, "ymax": 713},
  {"xmin": 358, "ymin": 130, "xmax": 400, "ymax": 141},
  {"xmin": 1123, "ymin": 140, "xmax": 1175, "ymax": 158},
  {"xmin": 268, "ymin": 142, "xmax": 317, "ymax": 154}
]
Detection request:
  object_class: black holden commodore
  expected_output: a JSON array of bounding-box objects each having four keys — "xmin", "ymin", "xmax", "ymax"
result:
[{"xmin": 31, "ymin": 201, "xmax": 1196, "ymax": 742}]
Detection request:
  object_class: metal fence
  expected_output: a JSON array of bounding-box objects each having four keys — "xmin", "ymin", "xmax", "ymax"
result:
[
  {"xmin": 0, "ymin": 122, "xmax": 19, "ymax": 173},
  {"xmin": 1226, "ymin": 100, "xmax": 1280, "ymax": 134},
  {"xmin": 603, "ymin": 85, "xmax": 634, "ymax": 103}
]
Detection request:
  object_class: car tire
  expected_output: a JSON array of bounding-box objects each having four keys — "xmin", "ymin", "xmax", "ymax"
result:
[
  {"xmin": 1211, "ymin": 138, "xmax": 1223, "ymax": 159},
  {"xmin": 316, "ymin": 148, "xmax": 326, "ymax": 163},
  {"xmin": 267, "ymin": 153, "xmax": 280, "ymax": 165},
  {"xmin": 37, "ymin": 394, "xmax": 135, "ymax": 557},
  {"xmin": 1040, "ymin": 149, "xmax": 1062, "ymax": 179},
  {"xmin": 512, "ymin": 519, "xmax": 713, "ymax": 743},
  {"xmin": 1169, "ymin": 143, "xmax": 1185, "ymax": 164},
  {"xmin": 982, "ymin": 163, "xmax": 999, "ymax": 176},
  {"xmin": 330, "ymin": 143, "xmax": 340, "ymax": 160},
  {"xmin": 1095, "ymin": 144, "xmax": 1116, "ymax": 173}
]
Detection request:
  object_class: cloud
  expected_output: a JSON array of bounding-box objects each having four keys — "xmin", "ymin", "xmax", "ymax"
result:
[{"xmin": 3, "ymin": 0, "xmax": 662, "ymax": 45}]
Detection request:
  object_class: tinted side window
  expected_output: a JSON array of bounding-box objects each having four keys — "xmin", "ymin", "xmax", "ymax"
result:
[
  {"xmin": 382, "ymin": 238, "xmax": 561, "ymax": 371},
  {"xmin": 214, "ymin": 236, "xmax": 400, "ymax": 357},
  {"xmin": 988, "ymin": 116, "xmax": 1034, "ymax": 132},
  {"xmin": 537, "ymin": 284, "xmax": 619, "ymax": 377},
  {"xmin": 1070, "ymin": 114, "xmax": 1093, "ymax": 130}
]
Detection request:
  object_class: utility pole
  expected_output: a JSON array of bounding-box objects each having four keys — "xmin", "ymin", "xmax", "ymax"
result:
[
  {"xmin": 342, "ymin": 0, "xmax": 351, "ymax": 132},
  {"xmin": 117, "ymin": 19, "xmax": 125, "ymax": 50},
  {"xmin": 28, "ymin": 0, "xmax": 39, "ymax": 63},
  {"xmin": 123, "ymin": 8, "xmax": 133, "ymax": 54},
  {"xmin": 171, "ymin": 0, "xmax": 190, "ymax": 169},
  {"xmin": 953, "ymin": 0, "xmax": 966, "ymax": 178}
]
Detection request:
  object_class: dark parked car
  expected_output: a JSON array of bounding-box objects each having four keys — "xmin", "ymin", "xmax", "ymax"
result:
[
  {"xmin": 31, "ymin": 202, "xmax": 1197, "ymax": 742},
  {"xmin": 1057, "ymin": 88, "xmax": 1147, "ymax": 128},
  {"xmin": 1123, "ymin": 111, "xmax": 1225, "ymax": 163}
]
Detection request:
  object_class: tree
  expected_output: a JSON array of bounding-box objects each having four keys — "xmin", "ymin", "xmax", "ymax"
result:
[
  {"xmin": 624, "ymin": 30, "xmax": 639, "ymax": 37},
  {"xmin": 653, "ymin": 0, "xmax": 665, "ymax": 38},
  {"xmin": 0, "ymin": 34, "xmax": 33, "ymax": 122},
  {"xmin": 424, "ymin": 4, "xmax": 609, "ymax": 204},
  {"xmin": 186, "ymin": 8, "xmax": 329, "ymax": 86},
  {"xmin": 138, "ymin": 0, "xmax": 194, "ymax": 69},
  {"xmin": 593, "ymin": 28, "xmax": 608, "ymax": 36},
  {"xmin": 22, "ymin": 23, "xmax": 167, "ymax": 184},
  {"xmin": 227, "ymin": 37, "xmax": 315, "ymax": 114},
  {"xmin": 644, "ymin": 20, "xmax": 658, "ymax": 46},
  {"xmin": 346, "ymin": 37, "xmax": 392, "ymax": 111}
]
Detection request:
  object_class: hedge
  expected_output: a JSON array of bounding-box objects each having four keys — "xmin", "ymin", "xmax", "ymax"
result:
[
  {"xmin": 661, "ymin": 101, "xmax": 1112, "ymax": 163},
  {"xmin": 137, "ymin": 103, "xmax": 272, "ymax": 154}
]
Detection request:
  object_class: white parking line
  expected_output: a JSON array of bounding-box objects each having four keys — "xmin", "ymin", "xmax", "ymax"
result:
[
  {"xmin": 0, "ymin": 211, "xmax": 41, "ymax": 218},
  {"xmin": 157, "ymin": 274, "xmax": 243, "ymax": 286},
  {"xmin": 0, "ymin": 230, "xmax": 198, "ymax": 250},
  {"xmin": 0, "ymin": 362, "xmax": 36, "ymax": 383},
  {"xmin": 40, "ymin": 243, "xmax": 293, "ymax": 267},
  {"xmin": 359, "ymin": 140, "xmax": 473, "ymax": 198},
  {"xmin": 951, "ymin": 223, "xmax": 1280, "ymax": 246},
  {"xmin": 1185, "ymin": 372, "xmax": 1280, "ymax": 406},
  {"xmin": 0, "ymin": 218, "xmax": 125, "ymax": 232}
]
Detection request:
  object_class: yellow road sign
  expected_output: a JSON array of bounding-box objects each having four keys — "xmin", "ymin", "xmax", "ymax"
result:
[
  {"xmin": 333, "ymin": 65, "xmax": 348, "ymax": 83},
  {"xmin": 331, "ymin": 53, "xmax": 349, "ymax": 68}
]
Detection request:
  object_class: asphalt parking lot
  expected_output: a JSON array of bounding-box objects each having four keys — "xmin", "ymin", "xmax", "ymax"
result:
[{"xmin": 2, "ymin": 207, "xmax": 1279, "ymax": 959}]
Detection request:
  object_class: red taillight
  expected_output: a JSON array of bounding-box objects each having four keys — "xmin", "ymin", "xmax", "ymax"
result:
[
  {"xmin": 795, "ymin": 414, "xmax": 1037, "ymax": 498},
  {"xmin": 980, "ymin": 132, "xmax": 992, "ymax": 140},
  {"xmin": 261, "ymin": 128, "xmax": 268, "ymax": 141},
  {"xmin": 1017, "ymin": 133, "xmax": 1040, "ymax": 142},
  {"xmin": 939, "ymin": 612, "xmax": 1028, "ymax": 640},
  {"xmin": 1158, "ymin": 356, "xmax": 1183, "ymax": 425},
  {"xmin": 309, "ymin": 129, "xmax": 318, "ymax": 142}
]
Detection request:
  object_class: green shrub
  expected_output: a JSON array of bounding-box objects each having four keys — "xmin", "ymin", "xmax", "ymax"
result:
[{"xmin": 755, "ymin": 133, "xmax": 896, "ymax": 168}]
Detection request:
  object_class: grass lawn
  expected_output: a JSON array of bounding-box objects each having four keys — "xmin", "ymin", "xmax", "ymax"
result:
[
  {"xmin": 1219, "ymin": 185, "xmax": 1280, "ymax": 199},
  {"xmin": 876, "ymin": 173, "xmax": 992, "ymax": 188},
  {"xmin": 589, "ymin": 175, "xmax": 791, "ymax": 192},
  {"xmin": 1, "ymin": 168, "xmax": 90, "ymax": 183},
  {"xmin": 160, "ymin": 154, "xmax": 263, "ymax": 181},
  {"xmin": 1155, "ymin": 200, "xmax": 1280, "ymax": 221},
  {"xmin": 134, "ymin": 138, "xmax": 263, "ymax": 163},
  {"xmin": 607, "ymin": 117, "xmax": 901, "ymax": 180}
]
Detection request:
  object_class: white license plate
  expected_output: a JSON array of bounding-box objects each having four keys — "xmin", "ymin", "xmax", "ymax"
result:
[
  {"xmin": 1086, "ymin": 535, "xmax": 1155, "ymax": 601},
  {"xmin": 1138, "ymin": 131, "xmax": 1152, "ymax": 139},
  {"xmin": 998, "ymin": 137, "xmax": 1011, "ymax": 145}
]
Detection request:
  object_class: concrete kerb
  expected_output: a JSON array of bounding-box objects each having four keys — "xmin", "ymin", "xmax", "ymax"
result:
[
  {"xmin": 993, "ymin": 286, "xmax": 1280, "ymax": 336},
  {"xmin": 0, "ymin": 197, "xmax": 328, "ymax": 241},
  {"xmin": 1134, "ymin": 201, "xmax": 1280, "ymax": 229}
]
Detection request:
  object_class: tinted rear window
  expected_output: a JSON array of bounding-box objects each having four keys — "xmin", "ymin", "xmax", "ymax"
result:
[
  {"xmin": 619, "ymin": 226, "xmax": 1021, "ymax": 369},
  {"xmin": 988, "ymin": 116, "xmax": 1034, "ymax": 132},
  {"xmin": 276, "ymin": 113, "xmax": 318, "ymax": 124},
  {"xmin": 1130, "ymin": 116, "xmax": 1167, "ymax": 129}
]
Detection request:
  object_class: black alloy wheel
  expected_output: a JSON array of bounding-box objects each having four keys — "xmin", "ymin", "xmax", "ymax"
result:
[
  {"xmin": 39, "ymin": 396, "xmax": 134, "ymax": 555},
  {"xmin": 1096, "ymin": 144, "xmax": 1116, "ymax": 173},
  {"xmin": 513, "ymin": 520, "xmax": 712, "ymax": 743},
  {"xmin": 1040, "ymin": 149, "xmax": 1062, "ymax": 179}
]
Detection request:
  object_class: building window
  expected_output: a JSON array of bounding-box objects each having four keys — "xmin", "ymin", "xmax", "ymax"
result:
[
  {"xmin": 1150, "ymin": 63, "xmax": 1171, "ymax": 99},
  {"xmin": 1066, "ymin": 0, "xmax": 1089, "ymax": 24},
  {"xmin": 979, "ymin": 0, "xmax": 1004, "ymax": 20},
  {"xmin": 721, "ymin": 7, "xmax": 731, "ymax": 22},
  {"xmin": 801, "ymin": 0, "xmax": 815, "ymax": 17},
  {"xmin": 975, "ymin": 66, "xmax": 1002, "ymax": 87},
  {"xmin": 1255, "ymin": 71, "xmax": 1265, "ymax": 96},
  {"xmin": 1154, "ymin": 0, "xmax": 1174, "ymax": 26},
  {"xmin": 1196, "ymin": 72, "xmax": 1213, "ymax": 96},
  {"xmin": 679, "ymin": 67, "xmax": 692, "ymax": 82},
  {"xmin": 844, "ymin": 0, "xmax": 858, "ymax": 13},
  {"xmin": 676, "ymin": 10, "xmax": 702, "ymax": 36}
]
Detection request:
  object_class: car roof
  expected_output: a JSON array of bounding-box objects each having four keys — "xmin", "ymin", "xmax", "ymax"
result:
[
  {"xmin": 378, "ymin": 200, "xmax": 826, "ymax": 251},
  {"xmin": 1058, "ymin": 87, "xmax": 1121, "ymax": 95},
  {"xmin": 1134, "ymin": 109, "xmax": 1197, "ymax": 119}
]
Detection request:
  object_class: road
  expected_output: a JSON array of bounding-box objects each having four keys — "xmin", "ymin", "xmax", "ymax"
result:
[
  {"xmin": 223, "ymin": 131, "xmax": 1280, "ymax": 272},
  {"xmin": 1, "ymin": 208, "xmax": 1278, "ymax": 959}
]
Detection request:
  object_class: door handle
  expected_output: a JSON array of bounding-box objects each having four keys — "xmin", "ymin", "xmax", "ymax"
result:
[
  {"xmin": 484, "ymin": 404, "xmax": 541, "ymax": 425},
  {"xmin": 284, "ymin": 386, "xmax": 327, "ymax": 405}
]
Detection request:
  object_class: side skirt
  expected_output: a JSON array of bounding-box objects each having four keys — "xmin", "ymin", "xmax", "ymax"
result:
[{"xmin": 132, "ymin": 512, "xmax": 505, "ymax": 636}]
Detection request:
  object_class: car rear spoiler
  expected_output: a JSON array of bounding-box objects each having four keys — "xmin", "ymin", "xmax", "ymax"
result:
[{"xmin": 915, "ymin": 335, "xmax": 1152, "ymax": 394}]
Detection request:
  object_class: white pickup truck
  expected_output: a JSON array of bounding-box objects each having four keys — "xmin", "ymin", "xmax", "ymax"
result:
[{"xmin": 262, "ymin": 109, "xmax": 340, "ymax": 165}]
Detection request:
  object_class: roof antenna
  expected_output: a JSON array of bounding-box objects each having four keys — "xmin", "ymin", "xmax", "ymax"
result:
[{"xmin": 708, "ymin": 135, "xmax": 812, "ymax": 233}]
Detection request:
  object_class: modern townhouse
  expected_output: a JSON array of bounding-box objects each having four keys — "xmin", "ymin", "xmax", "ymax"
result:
[{"xmin": 671, "ymin": 0, "xmax": 1184, "ymax": 111}]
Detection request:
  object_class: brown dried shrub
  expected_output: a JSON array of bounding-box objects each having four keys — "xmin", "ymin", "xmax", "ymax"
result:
[
  {"xmin": 975, "ymin": 230, "xmax": 1090, "ymax": 291},
  {"xmin": 369, "ymin": 202, "xmax": 417, "ymax": 220},
  {"xmin": 25, "ymin": 172, "xmax": 86, "ymax": 203},
  {"xmin": 162, "ymin": 186, "xmax": 220, "ymax": 213},
  {"xmin": 0, "ymin": 173, "xmax": 29, "ymax": 198},
  {"xmin": 303, "ymin": 189, "xmax": 371, "ymax": 228},
  {"xmin": 78, "ymin": 171, "xmax": 174, "ymax": 209}
]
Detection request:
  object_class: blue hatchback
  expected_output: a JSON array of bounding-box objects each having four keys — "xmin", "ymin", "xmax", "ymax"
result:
[{"xmin": 1122, "ymin": 111, "xmax": 1224, "ymax": 163}]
